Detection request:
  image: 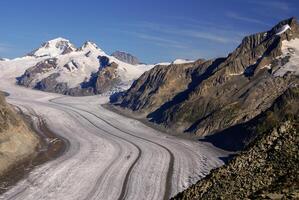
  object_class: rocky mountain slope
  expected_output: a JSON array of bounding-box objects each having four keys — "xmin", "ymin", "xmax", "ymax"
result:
[
  {"xmin": 112, "ymin": 17, "xmax": 299, "ymax": 137},
  {"xmin": 172, "ymin": 86, "xmax": 299, "ymax": 199},
  {"xmin": 10, "ymin": 38, "xmax": 153, "ymax": 96},
  {"xmin": 0, "ymin": 93, "xmax": 39, "ymax": 178},
  {"xmin": 111, "ymin": 51, "xmax": 140, "ymax": 65}
]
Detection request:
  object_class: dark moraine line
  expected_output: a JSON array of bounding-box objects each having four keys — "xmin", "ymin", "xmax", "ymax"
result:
[
  {"xmin": 5, "ymin": 105, "xmax": 69, "ymax": 200},
  {"xmin": 47, "ymin": 99, "xmax": 142, "ymax": 200},
  {"xmin": 50, "ymin": 97, "xmax": 175, "ymax": 200},
  {"xmin": 68, "ymin": 111, "xmax": 142, "ymax": 200}
]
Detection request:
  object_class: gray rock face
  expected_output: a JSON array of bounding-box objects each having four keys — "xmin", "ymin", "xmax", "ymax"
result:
[
  {"xmin": 113, "ymin": 17, "xmax": 299, "ymax": 136},
  {"xmin": 17, "ymin": 58, "xmax": 58, "ymax": 87},
  {"xmin": 114, "ymin": 59, "xmax": 206, "ymax": 113},
  {"xmin": 82, "ymin": 56, "xmax": 121, "ymax": 94},
  {"xmin": 34, "ymin": 73, "xmax": 68, "ymax": 93},
  {"xmin": 95, "ymin": 61, "xmax": 120, "ymax": 93},
  {"xmin": 111, "ymin": 51, "xmax": 140, "ymax": 65},
  {"xmin": 17, "ymin": 58, "xmax": 90, "ymax": 95}
]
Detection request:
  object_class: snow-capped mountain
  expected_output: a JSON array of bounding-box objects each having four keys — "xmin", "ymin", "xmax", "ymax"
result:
[
  {"xmin": 28, "ymin": 37, "xmax": 77, "ymax": 57},
  {"xmin": 9, "ymin": 38, "xmax": 154, "ymax": 96}
]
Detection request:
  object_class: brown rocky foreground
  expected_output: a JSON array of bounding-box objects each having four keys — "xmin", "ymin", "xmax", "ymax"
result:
[{"xmin": 0, "ymin": 93, "xmax": 67, "ymax": 194}]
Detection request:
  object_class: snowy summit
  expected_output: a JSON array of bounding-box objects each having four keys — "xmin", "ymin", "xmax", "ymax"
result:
[{"xmin": 28, "ymin": 37, "xmax": 77, "ymax": 57}]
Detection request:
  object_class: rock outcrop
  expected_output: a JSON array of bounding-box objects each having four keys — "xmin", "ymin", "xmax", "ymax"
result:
[
  {"xmin": 172, "ymin": 86, "xmax": 299, "ymax": 199},
  {"xmin": 17, "ymin": 58, "xmax": 58, "ymax": 87},
  {"xmin": 80, "ymin": 56, "xmax": 121, "ymax": 94},
  {"xmin": 113, "ymin": 17, "xmax": 299, "ymax": 136}
]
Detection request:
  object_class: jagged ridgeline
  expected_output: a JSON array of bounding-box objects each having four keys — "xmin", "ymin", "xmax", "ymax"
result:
[
  {"xmin": 113, "ymin": 17, "xmax": 299, "ymax": 139},
  {"xmin": 171, "ymin": 86, "xmax": 299, "ymax": 199}
]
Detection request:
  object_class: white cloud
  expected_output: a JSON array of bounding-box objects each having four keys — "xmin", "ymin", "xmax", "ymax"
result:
[
  {"xmin": 226, "ymin": 12, "xmax": 271, "ymax": 26},
  {"xmin": 126, "ymin": 21, "xmax": 242, "ymax": 44},
  {"xmin": 117, "ymin": 19, "xmax": 249, "ymax": 60},
  {"xmin": 246, "ymin": 0, "xmax": 290, "ymax": 12},
  {"xmin": 179, "ymin": 30, "xmax": 238, "ymax": 44},
  {"xmin": 121, "ymin": 31, "xmax": 189, "ymax": 49}
]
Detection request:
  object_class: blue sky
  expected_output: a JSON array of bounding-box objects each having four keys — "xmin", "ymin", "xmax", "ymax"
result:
[{"xmin": 0, "ymin": 0, "xmax": 298, "ymax": 63}]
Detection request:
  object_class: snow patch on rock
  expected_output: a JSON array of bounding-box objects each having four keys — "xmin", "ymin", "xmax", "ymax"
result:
[
  {"xmin": 276, "ymin": 24, "xmax": 291, "ymax": 35},
  {"xmin": 229, "ymin": 72, "xmax": 243, "ymax": 76},
  {"xmin": 156, "ymin": 62, "xmax": 172, "ymax": 66},
  {"xmin": 172, "ymin": 59, "xmax": 194, "ymax": 64},
  {"xmin": 274, "ymin": 38, "xmax": 299, "ymax": 77}
]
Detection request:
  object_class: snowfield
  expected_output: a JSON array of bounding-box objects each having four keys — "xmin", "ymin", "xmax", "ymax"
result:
[
  {"xmin": 274, "ymin": 38, "xmax": 299, "ymax": 77},
  {"xmin": 0, "ymin": 56, "xmax": 231, "ymax": 200}
]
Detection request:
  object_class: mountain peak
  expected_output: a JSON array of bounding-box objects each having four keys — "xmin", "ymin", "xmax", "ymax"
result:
[
  {"xmin": 269, "ymin": 17, "xmax": 299, "ymax": 37},
  {"xmin": 222, "ymin": 17, "xmax": 299, "ymax": 77},
  {"xmin": 81, "ymin": 41, "xmax": 100, "ymax": 50},
  {"xmin": 46, "ymin": 37, "xmax": 69, "ymax": 43},
  {"xmin": 111, "ymin": 51, "xmax": 140, "ymax": 65},
  {"xmin": 28, "ymin": 37, "xmax": 76, "ymax": 57}
]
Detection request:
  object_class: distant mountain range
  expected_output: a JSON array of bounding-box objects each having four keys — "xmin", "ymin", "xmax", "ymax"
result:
[
  {"xmin": 1, "ymin": 38, "xmax": 153, "ymax": 96},
  {"xmin": 0, "ymin": 37, "xmax": 195, "ymax": 96}
]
